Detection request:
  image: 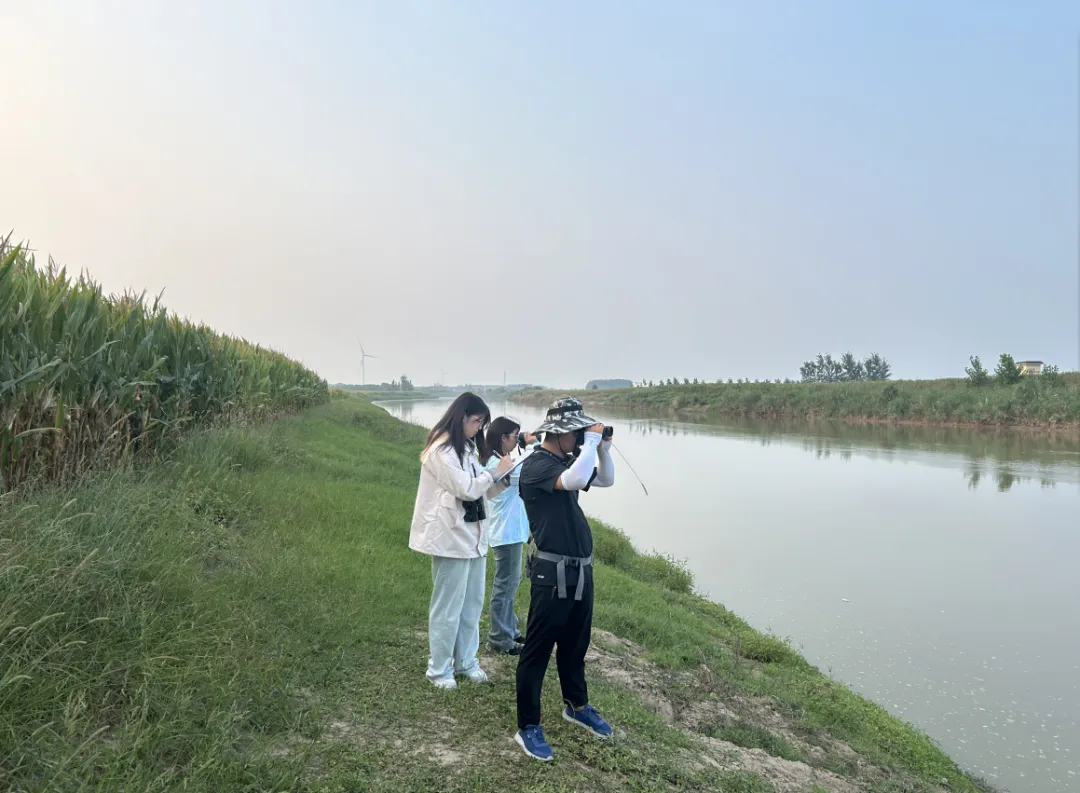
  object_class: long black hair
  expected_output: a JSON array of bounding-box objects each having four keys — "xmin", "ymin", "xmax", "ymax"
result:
[
  {"xmin": 481, "ymin": 416, "xmax": 521, "ymax": 466},
  {"xmin": 424, "ymin": 391, "xmax": 492, "ymax": 465}
]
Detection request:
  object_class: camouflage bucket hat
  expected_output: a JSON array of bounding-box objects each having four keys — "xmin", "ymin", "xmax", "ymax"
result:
[{"xmin": 533, "ymin": 397, "xmax": 598, "ymax": 436}]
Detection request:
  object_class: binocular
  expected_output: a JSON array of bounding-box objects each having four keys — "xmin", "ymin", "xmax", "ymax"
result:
[
  {"xmin": 524, "ymin": 426, "xmax": 614, "ymax": 448},
  {"xmin": 463, "ymin": 498, "xmax": 486, "ymax": 523},
  {"xmin": 574, "ymin": 426, "xmax": 614, "ymax": 445}
]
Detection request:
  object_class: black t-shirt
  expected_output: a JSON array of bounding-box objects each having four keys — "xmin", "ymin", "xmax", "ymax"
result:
[{"xmin": 518, "ymin": 448, "xmax": 597, "ymax": 588}]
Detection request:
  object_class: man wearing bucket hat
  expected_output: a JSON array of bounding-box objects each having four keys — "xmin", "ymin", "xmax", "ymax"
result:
[{"xmin": 513, "ymin": 397, "xmax": 616, "ymax": 762}]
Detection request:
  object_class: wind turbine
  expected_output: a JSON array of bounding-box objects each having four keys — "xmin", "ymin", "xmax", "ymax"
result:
[{"xmin": 357, "ymin": 339, "xmax": 378, "ymax": 386}]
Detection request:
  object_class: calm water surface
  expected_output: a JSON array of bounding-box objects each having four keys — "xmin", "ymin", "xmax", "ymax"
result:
[{"xmin": 377, "ymin": 398, "xmax": 1080, "ymax": 793}]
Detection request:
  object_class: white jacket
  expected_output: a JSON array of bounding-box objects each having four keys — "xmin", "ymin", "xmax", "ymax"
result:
[{"xmin": 408, "ymin": 435, "xmax": 508, "ymax": 558}]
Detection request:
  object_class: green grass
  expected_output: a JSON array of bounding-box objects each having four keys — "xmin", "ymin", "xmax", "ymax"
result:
[
  {"xmin": 330, "ymin": 388, "xmax": 438, "ymax": 402},
  {"xmin": 0, "ymin": 400, "xmax": 991, "ymax": 791},
  {"xmin": 513, "ymin": 374, "xmax": 1080, "ymax": 428}
]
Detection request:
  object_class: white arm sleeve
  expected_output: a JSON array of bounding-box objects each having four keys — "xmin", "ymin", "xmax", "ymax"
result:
[
  {"xmin": 593, "ymin": 441, "xmax": 615, "ymax": 487},
  {"xmin": 557, "ymin": 432, "xmax": 601, "ymax": 491}
]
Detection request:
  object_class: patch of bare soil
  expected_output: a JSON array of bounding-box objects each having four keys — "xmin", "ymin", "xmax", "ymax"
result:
[
  {"xmin": 681, "ymin": 737, "xmax": 862, "ymax": 793},
  {"xmin": 585, "ymin": 632, "xmax": 677, "ymax": 725},
  {"xmin": 266, "ymin": 686, "xmax": 528, "ymax": 783},
  {"xmin": 584, "ymin": 628, "xmax": 895, "ymax": 793}
]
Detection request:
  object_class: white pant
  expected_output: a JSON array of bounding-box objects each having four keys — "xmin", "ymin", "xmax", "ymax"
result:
[{"xmin": 426, "ymin": 555, "xmax": 486, "ymax": 680}]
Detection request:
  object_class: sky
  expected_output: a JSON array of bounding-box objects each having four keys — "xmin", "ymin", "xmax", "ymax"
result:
[{"xmin": 3, "ymin": 1, "xmax": 1079, "ymax": 388}]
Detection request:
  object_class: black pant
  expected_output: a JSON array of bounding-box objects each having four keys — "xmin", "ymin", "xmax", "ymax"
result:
[{"xmin": 515, "ymin": 570, "xmax": 594, "ymax": 730}]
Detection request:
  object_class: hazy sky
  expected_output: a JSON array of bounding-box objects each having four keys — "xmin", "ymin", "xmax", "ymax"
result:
[{"xmin": 4, "ymin": 1, "xmax": 1078, "ymax": 387}]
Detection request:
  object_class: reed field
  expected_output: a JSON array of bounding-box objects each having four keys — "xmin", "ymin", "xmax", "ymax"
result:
[
  {"xmin": 511, "ymin": 375, "xmax": 1080, "ymax": 428},
  {"xmin": 0, "ymin": 236, "xmax": 328, "ymax": 493}
]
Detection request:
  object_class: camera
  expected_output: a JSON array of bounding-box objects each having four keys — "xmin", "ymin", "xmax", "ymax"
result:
[
  {"xmin": 517, "ymin": 433, "xmax": 528, "ymax": 451},
  {"xmin": 603, "ymin": 426, "xmax": 614, "ymax": 440},
  {"xmin": 463, "ymin": 498, "xmax": 486, "ymax": 523}
]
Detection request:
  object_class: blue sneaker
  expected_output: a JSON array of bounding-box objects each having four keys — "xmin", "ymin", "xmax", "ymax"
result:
[
  {"xmin": 515, "ymin": 725, "xmax": 553, "ymax": 761},
  {"xmin": 562, "ymin": 703, "xmax": 613, "ymax": 738}
]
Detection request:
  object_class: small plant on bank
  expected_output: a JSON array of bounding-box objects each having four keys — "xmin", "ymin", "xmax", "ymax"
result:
[
  {"xmin": 994, "ymin": 353, "xmax": 1023, "ymax": 385},
  {"xmin": 965, "ymin": 356, "xmax": 990, "ymax": 387}
]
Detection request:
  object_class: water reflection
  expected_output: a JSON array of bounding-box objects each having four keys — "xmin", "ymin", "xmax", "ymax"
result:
[
  {"xmin": 654, "ymin": 412, "xmax": 1069, "ymax": 455},
  {"xmin": 964, "ymin": 463, "xmax": 1062, "ymax": 492},
  {"xmin": 604, "ymin": 413, "xmax": 1080, "ymax": 491}
]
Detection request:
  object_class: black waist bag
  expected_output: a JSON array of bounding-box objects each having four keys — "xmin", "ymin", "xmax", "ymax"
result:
[{"xmin": 526, "ymin": 541, "xmax": 591, "ymax": 598}]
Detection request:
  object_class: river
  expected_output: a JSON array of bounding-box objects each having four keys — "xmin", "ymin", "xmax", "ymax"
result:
[{"xmin": 376, "ymin": 397, "xmax": 1080, "ymax": 792}]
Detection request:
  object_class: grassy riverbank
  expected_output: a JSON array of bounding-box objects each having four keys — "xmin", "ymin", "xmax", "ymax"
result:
[
  {"xmin": 512, "ymin": 374, "xmax": 1080, "ymax": 429},
  {"xmin": 330, "ymin": 388, "xmax": 437, "ymax": 402},
  {"xmin": 2, "ymin": 399, "xmax": 993, "ymax": 792}
]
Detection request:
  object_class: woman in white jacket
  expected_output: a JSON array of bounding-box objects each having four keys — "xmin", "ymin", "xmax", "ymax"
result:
[{"xmin": 409, "ymin": 392, "xmax": 514, "ymax": 689}]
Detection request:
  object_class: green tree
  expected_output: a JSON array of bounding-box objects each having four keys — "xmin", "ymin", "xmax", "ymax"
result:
[
  {"xmin": 994, "ymin": 353, "xmax": 1022, "ymax": 385},
  {"xmin": 964, "ymin": 355, "xmax": 989, "ymax": 387},
  {"xmin": 818, "ymin": 354, "xmax": 843, "ymax": 382},
  {"xmin": 802, "ymin": 352, "xmax": 890, "ymax": 383},
  {"xmin": 840, "ymin": 352, "xmax": 865, "ymax": 382},
  {"xmin": 863, "ymin": 353, "xmax": 891, "ymax": 381}
]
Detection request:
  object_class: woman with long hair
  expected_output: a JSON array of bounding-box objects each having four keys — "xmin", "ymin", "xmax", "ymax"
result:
[
  {"xmin": 409, "ymin": 392, "xmax": 514, "ymax": 689},
  {"xmin": 481, "ymin": 417, "xmax": 536, "ymax": 655}
]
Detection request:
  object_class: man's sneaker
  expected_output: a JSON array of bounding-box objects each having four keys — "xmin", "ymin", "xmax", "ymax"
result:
[
  {"xmin": 429, "ymin": 675, "xmax": 457, "ymax": 690},
  {"xmin": 515, "ymin": 725, "xmax": 553, "ymax": 761},
  {"xmin": 562, "ymin": 703, "xmax": 613, "ymax": 738},
  {"xmin": 486, "ymin": 642, "xmax": 522, "ymax": 656},
  {"xmin": 514, "ymin": 634, "xmax": 526, "ymax": 645}
]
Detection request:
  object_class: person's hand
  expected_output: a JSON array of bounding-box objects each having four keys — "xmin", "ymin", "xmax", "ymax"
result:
[
  {"xmin": 524, "ymin": 432, "xmax": 539, "ymax": 445},
  {"xmin": 586, "ymin": 423, "xmax": 604, "ymax": 435},
  {"xmin": 496, "ymin": 454, "xmax": 515, "ymax": 476}
]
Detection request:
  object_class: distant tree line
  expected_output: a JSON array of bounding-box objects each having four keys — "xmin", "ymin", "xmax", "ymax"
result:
[
  {"xmin": 965, "ymin": 354, "xmax": 1061, "ymax": 387},
  {"xmin": 634, "ymin": 377, "xmax": 797, "ymax": 387},
  {"xmin": 799, "ymin": 352, "xmax": 891, "ymax": 383},
  {"xmin": 627, "ymin": 350, "xmax": 1066, "ymax": 391},
  {"xmin": 336, "ymin": 374, "xmax": 414, "ymax": 392}
]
